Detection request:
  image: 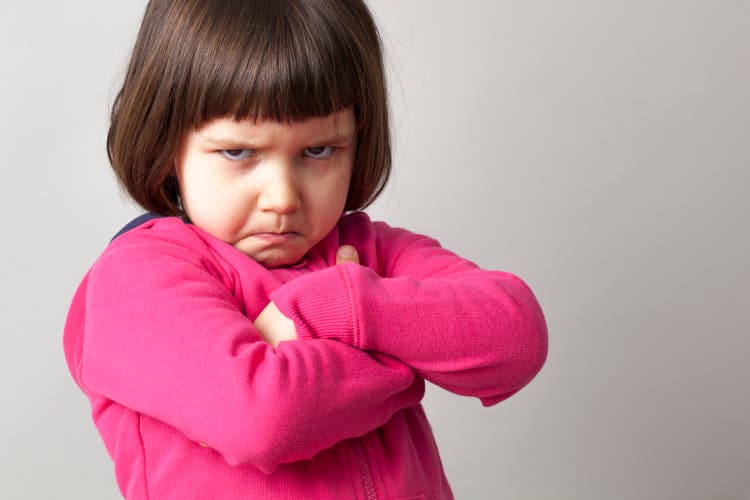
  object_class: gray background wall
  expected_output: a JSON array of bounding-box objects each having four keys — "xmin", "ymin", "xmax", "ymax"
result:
[{"xmin": 1, "ymin": 1, "xmax": 748, "ymax": 499}]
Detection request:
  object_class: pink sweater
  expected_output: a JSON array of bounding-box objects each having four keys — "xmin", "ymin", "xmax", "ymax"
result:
[{"xmin": 63, "ymin": 212, "xmax": 547, "ymax": 499}]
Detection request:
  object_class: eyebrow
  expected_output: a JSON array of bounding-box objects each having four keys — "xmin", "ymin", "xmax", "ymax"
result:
[
  {"xmin": 199, "ymin": 135, "xmax": 260, "ymax": 149},
  {"xmin": 200, "ymin": 131, "xmax": 356, "ymax": 148}
]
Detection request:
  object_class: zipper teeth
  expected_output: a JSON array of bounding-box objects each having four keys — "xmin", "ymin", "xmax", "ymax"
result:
[{"xmin": 354, "ymin": 441, "xmax": 377, "ymax": 500}]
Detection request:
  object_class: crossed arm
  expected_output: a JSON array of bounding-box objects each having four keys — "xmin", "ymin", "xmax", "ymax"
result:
[
  {"xmin": 254, "ymin": 245, "xmax": 360, "ymax": 348},
  {"xmin": 78, "ymin": 241, "xmax": 422, "ymax": 473},
  {"xmin": 258, "ymin": 235, "xmax": 547, "ymax": 406},
  {"xmin": 78, "ymin": 224, "xmax": 546, "ymax": 472}
]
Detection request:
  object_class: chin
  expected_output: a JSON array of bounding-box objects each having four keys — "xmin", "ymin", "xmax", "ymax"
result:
[
  {"xmin": 232, "ymin": 237, "xmax": 311, "ymax": 268},
  {"xmin": 247, "ymin": 249, "xmax": 305, "ymax": 269}
]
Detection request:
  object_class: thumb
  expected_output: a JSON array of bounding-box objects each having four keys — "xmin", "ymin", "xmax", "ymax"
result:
[{"xmin": 336, "ymin": 245, "xmax": 360, "ymax": 265}]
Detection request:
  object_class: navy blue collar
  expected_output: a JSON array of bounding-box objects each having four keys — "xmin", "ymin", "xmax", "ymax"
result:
[{"xmin": 111, "ymin": 213, "xmax": 166, "ymax": 242}]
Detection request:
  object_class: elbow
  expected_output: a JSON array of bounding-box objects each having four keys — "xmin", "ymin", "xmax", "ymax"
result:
[
  {"xmin": 517, "ymin": 311, "xmax": 548, "ymax": 387},
  {"xmin": 506, "ymin": 276, "xmax": 549, "ymax": 390},
  {"xmin": 484, "ymin": 274, "xmax": 548, "ymax": 402},
  {"xmin": 221, "ymin": 445, "xmax": 280, "ymax": 475},
  {"xmin": 214, "ymin": 420, "xmax": 288, "ymax": 474},
  {"xmin": 480, "ymin": 314, "xmax": 547, "ymax": 407},
  {"xmin": 205, "ymin": 396, "xmax": 296, "ymax": 474}
]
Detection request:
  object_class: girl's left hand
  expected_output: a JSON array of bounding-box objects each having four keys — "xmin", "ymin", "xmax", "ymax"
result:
[
  {"xmin": 253, "ymin": 301, "xmax": 297, "ymax": 348},
  {"xmin": 255, "ymin": 245, "xmax": 360, "ymax": 348}
]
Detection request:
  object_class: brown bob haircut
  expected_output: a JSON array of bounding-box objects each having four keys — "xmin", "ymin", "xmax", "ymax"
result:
[{"xmin": 108, "ymin": 0, "xmax": 391, "ymax": 216}]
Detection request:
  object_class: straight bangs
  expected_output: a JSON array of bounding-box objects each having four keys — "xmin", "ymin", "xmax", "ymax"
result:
[{"xmin": 182, "ymin": 0, "xmax": 362, "ymax": 127}]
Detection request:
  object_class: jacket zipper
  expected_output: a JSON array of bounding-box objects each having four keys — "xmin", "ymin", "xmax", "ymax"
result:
[{"xmin": 354, "ymin": 439, "xmax": 377, "ymax": 500}]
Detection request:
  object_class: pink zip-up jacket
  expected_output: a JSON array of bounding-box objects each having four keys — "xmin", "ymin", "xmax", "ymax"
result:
[{"xmin": 63, "ymin": 212, "xmax": 547, "ymax": 499}]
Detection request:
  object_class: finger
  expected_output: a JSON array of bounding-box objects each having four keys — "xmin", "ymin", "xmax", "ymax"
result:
[{"xmin": 336, "ymin": 245, "xmax": 360, "ymax": 265}]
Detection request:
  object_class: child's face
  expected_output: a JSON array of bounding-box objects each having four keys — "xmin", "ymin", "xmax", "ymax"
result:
[{"xmin": 174, "ymin": 108, "xmax": 356, "ymax": 268}]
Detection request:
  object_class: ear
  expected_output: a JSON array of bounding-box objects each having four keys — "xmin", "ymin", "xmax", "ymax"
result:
[{"xmin": 162, "ymin": 173, "xmax": 183, "ymax": 215}]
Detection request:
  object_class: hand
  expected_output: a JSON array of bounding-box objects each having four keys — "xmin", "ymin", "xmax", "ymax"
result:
[
  {"xmin": 336, "ymin": 245, "xmax": 360, "ymax": 265},
  {"xmin": 253, "ymin": 245, "xmax": 359, "ymax": 348},
  {"xmin": 253, "ymin": 301, "xmax": 297, "ymax": 348}
]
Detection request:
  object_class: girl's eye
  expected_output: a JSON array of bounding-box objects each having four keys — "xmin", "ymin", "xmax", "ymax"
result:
[
  {"xmin": 220, "ymin": 149, "xmax": 256, "ymax": 161},
  {"xmin": 303, "ymin": 146, "xmax": 336, "ymax": 160}
]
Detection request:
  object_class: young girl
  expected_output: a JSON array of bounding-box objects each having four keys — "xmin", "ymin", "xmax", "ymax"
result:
[{"xmin": 64, "ymin": 0, "xmax": 548, "ymax": 498}]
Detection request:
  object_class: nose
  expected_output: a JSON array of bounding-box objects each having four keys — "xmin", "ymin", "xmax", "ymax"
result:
[{"xmin": 256, "ymin": 162, "xmax": 301, "ymax": 214}]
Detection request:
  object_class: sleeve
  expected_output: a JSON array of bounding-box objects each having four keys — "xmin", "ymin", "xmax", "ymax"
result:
[
  {"xmin": 77, "ymin": 237, "xmax": 424, "ymax": 474},
  {"xmin": 271, "ymin": 222, "xmax": 548, "ymax": 407}
]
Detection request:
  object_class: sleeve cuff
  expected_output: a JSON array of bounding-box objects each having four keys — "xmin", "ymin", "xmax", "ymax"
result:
[{"xmin": 270, "ymin": 264, "xmax": 360, "ymax": 347}]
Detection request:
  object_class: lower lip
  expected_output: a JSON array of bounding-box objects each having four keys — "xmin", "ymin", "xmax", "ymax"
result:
[{"xmin": 252, "ymin": 232, "xmax": 299, "ymax": 244}]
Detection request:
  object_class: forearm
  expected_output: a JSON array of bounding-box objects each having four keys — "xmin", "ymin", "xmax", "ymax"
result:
[
  {"xmin": 79, "ymin": 244, "xmax": 424, "ymax": 473},
  {"xmin": 346, "ymin": 265, "xmax": 548, "ymax": 405},
  {"xmin": 81, "ymin": 306, "xmax": 423, "ymax": 472},
  {"xmin": 271, "ymin": 231, "xmax": 548, "ymax": 405}
]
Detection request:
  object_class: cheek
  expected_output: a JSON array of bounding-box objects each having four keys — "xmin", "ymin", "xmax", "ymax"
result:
[
  {"xmin": 180, "ymin": 174, "xmax": 222, "ymax": 217},
  {"xmin": 306, "ymin": 171, "xmax": 351, "ymax": 227},
  {"xmin": 334, "ymin": 152, "xmax": 355, "ymax": 196},
  {"xmin": 180, "ymin": 172, "xmax": 251, "ymax": 235},
  {"xmin": 330, "ymin": 166, "xmax": 354, "ymax": 209}
]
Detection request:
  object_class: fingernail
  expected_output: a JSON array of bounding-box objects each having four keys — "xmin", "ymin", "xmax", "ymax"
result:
[{"xmin": 339, "ymin": 246, "xmax": 355, "ymax": 258}]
